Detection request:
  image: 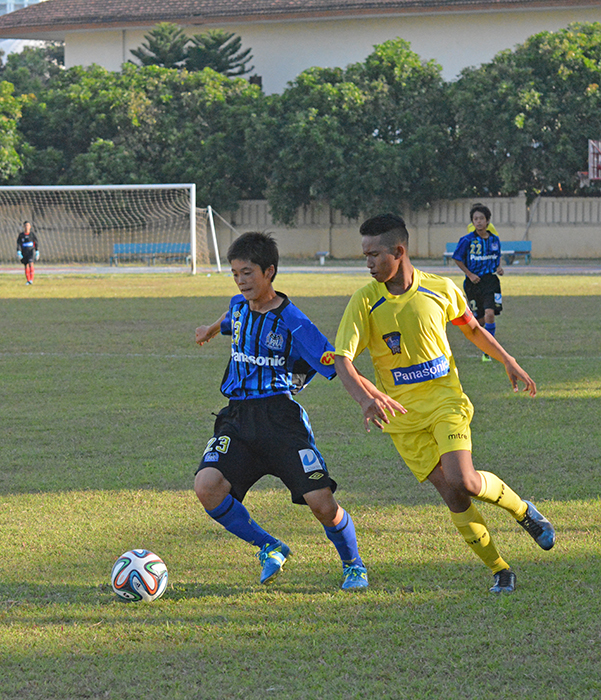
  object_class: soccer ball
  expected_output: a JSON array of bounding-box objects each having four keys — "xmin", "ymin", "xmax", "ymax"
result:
[{"xmin": 111, "ymin": 549, "xmax": 168, "ymax": 602}]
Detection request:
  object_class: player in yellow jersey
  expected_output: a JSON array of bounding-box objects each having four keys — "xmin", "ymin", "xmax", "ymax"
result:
[{"xmin": 334, "ymin": 214, "xmax": 555, "ymax": 594}]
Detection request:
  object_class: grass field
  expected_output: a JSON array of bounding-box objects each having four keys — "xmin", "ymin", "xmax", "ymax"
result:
[{"xmin": 1, "ymin": 270, "xmax": 600, "ymax": 700}]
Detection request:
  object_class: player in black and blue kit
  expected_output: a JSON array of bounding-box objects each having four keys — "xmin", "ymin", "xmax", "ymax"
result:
[
  {"xmin": 193, "ymin": 232, "xmax": 368, "ymax": 590},
  {"xmin": 452, "ymin": 204, "xmax": 504, "ymax": 362}
]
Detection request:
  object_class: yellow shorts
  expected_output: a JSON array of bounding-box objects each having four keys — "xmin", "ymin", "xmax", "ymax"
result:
[{"xmin": 388, "ymin": 402, "xmax": 473, "ymax": 483}]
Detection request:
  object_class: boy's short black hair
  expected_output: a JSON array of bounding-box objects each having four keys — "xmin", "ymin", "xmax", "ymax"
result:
[
  {"xmin": 227, "ymin": 231, "xmax": 278, "ymax": 281},
  {"xmin": 360, "ymin": 213, "xmax": 409, "ymax": 250},
  {"xmin": 470, "ymin": 204, "xmax": 492, "ymax": 223}
]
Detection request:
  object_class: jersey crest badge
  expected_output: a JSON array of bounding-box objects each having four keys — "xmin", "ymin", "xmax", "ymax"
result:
[
  {"xmin": 320, "ymin": 351, "xmax": 335, "ymax": 366},
  {"xmin": 265, "ymin": 331, "xmax": 284, "ymax": 350},
  {"xmin": 382, "ymin": 332, "xmax": 402, "ymax": 355}
]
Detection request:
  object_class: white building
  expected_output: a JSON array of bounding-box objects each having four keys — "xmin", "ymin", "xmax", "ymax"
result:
[{"xmin": 0, "ymin": 0, "xmax": 599, "ymax": 92}]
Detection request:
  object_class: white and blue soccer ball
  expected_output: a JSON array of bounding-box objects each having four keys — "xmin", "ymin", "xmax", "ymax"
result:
[{"xmin": 111, "ymin": 549, "xmax": 168, "ymax": 602}]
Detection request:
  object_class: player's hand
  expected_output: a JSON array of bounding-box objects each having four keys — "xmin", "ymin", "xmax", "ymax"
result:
[
  {"xmin": 497, "ymin": 265, "xmax": 504, "ymax": 276},
  {"xmin": 504, "ymin": 359, "xmax": 536, "ymax": 397},
  {"xmin": 17, "ymin": 252, "xmax": 22, "ymax": 259},
  {"xmin": 469, "ymin": 272, "xmax": 481, "ymax": 284},
  {"xmin": 195, "ymin": 326, "xmax": 214, "ymax": 346},
  {"xmin": 359, "ymin": 393, "xmax": 406, "ymax": 432},
  {"xmin": 35, "ymin": 251, "xmax": 40, "ymax": 260}
]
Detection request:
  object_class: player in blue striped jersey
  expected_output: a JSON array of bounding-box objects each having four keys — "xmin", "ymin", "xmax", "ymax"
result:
[
  {"xmin": 193, "ymin": 232, "xmax": 368, "ymax": 590},
  {"xmin": 452, "ymin": 204, "xmax": 504, "ymax": 362}
]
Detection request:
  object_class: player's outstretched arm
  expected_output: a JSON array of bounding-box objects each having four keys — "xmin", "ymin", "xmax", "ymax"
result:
[
  {"xmin": 334, "ymin": 355, "xmax": 406, "ymax": 431},
  {"xmin": 459, "ymin": 317, "xmax": 536, "ymax": 396},
  {"xmin": 195, "ymin": 312, "xmax": 227, "ymax": 346}
]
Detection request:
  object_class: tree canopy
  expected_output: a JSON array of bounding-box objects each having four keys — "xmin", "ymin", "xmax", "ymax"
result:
[
  {"xmin": 2, "ymin": 23, "xmax": 601, "ymax": 216},
  {"xmin": 185, "ymin": 30, "xmax": 254, "ymax": 76},
  {"xmin": 130, "ymin": 23, "xmax": 188, "ymax": 69},
  {"xmin": 258, "ymin": 39, "xmax": 454, "ymax": 224},
  {"xmin": 0, "ymin": 42, "xmax": 64, "ymax": 95},
  {"xmin": 0, "ymin": 81, "xmax": 28, "ymax": 179},
  {"xmin": 451, "ymin": 22, "xmax": 601, "ymax": 197},
  {"xmin": 14, "ymin": 64, "xmax": 267, "ymax": 212},
  {"xmin": 130, "ymin": 24, "xmax": 254, "ymax": 77}
]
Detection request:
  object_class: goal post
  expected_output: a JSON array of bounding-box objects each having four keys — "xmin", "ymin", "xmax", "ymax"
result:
[{"xmin": 0, "ymin": 184, "xmax": 221, "ymax": 273}]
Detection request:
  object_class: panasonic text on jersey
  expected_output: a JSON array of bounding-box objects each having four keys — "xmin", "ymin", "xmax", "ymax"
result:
[
  {"xmin": 232, "ymin": 350, "xmax": 286, "ymax": 367},
  {"xmin": 391, "ymin": 355, "xmax": 450, "ymax": 385}
]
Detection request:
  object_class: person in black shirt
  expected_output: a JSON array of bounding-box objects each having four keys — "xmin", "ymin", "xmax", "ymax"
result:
[{"xmin": 16, "ymin": 221, "xmax": 39, "ymax": 285}]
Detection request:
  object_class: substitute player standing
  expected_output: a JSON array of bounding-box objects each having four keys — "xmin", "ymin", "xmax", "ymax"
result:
[
  {"xmin": 193, "ymin": 232, "xmax": 368, "ymax": 590},
  {"xmin": 452, "ymin": 204, "xmax": 503, "ymax": 362},
  {"xmin": 334, "ymin": 213, "xmax": 555, "ymax": 594},
  {"xmin": 16, "ymin": 221, "xmax": 40, "ymax": 285}
]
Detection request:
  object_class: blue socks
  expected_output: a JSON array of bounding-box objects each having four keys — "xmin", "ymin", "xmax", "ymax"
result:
[
  {"xmin": 485, "ymin": 322, "xmax": 496, "ymax": 337},
  {"xmin": 323, "ymin": 510, "xmax": 363, "ymax": 567},
  {"xmin": 207, "ymin": 497, "xmax": 363, "ymax": 568},
  {"xmin": 206, "ymin": 494, "xmax": 276, "ymax": 549}
]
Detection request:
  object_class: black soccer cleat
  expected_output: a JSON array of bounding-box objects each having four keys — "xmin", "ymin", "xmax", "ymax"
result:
[{"xmin": 489, "ymin": 568, "xmax": 516, "ymax": 594}]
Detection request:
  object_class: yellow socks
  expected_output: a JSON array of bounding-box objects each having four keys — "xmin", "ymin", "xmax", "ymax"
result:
[
  {"xmin": 450, "ymin": 503, "xmax": 509, "ymax": 574},
  {"xmin": 476, "ymin": 471, "xmax": 528, "ymax": 520}
]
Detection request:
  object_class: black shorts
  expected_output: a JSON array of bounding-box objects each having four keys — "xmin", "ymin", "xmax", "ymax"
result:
[
  {"xmin": 20, "ymin": 255, "xmax": 34, "ymax": 266},
  {"xmin": 464, "ymin": 274, "xmax": 502, "ymax": 319},
  {"xmin": 196, "ymin": 394, "xmax": 337, "ymax": 505}
]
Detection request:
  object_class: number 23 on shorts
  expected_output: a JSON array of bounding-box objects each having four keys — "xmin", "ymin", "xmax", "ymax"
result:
[{"xmin": 202, "ymin": 435, "xmax": 231, "ymax": 457}]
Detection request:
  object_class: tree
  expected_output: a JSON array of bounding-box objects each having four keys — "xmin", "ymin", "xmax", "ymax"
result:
[
  {"xmin": 450, "ymin": 22, "xmax": 601, "ymax": 198},
  {"xmin": 185, "ymin": 30, "xmax": 254, "ymax": 77},
  {"xmin": 255, "ymin": 39, "xmax": 454, "ymax": 225},
  {"xmin": 130, "ymin": 23, "xmax": 188, "ymax": 68},
  {"xmin": 15, "ymin": 64, "xmax": 268, "ymax": 211},
  {"xmin": 0, "ymin": 42, "xmax": 64, "ymax": 95},
  {"xmin": 0, "ymin": 81, "xmax": 29, "ymax": 180}
]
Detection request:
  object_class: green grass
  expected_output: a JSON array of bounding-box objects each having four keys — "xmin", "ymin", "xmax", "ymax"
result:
[{"xmin": 0, "ymin": 272, "xmax": 600, "ymax": 699}]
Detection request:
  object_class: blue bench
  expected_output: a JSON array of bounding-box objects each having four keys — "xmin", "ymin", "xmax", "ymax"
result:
[
  {"xmin": 443, "ymin": 241, "xmax": 532, "ymax": 266},
  {"xmin": 109, "ymin": 242, "xmax": 191, "ymax": 266}
]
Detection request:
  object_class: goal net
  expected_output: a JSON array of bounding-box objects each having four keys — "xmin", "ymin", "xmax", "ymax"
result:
[{"xmin": 0, "ymin": 184, "xmax": 213, "ymax": 272}]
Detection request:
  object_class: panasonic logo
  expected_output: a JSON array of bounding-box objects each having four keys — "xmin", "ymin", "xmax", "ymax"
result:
[
  {"xmin": 231, "ymin": 350, "xmax": 286, "ymax": 367},
  {"xmin": 391, "ymin": 355, "xmax": 450, "ymax": 385}
]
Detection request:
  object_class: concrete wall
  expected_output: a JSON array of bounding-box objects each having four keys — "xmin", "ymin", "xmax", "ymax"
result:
[
  {"xmin": 528, "ymin": 197, "xmax": 601, "ymax": 258},
  {"xmin": 212, "ymin": 194, "xmax": 601, "ymax": 260},
  {"xmin": 64, "ymin": 7, "xmax": 601, "ymax": 93}
]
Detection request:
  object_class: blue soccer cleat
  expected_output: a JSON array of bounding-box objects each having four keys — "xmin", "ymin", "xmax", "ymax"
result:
[
  {"xmin": 256, "ymin": 540, "xmax": 291, "ymax": 585},
  {"xmin": 341, "ymin": 564, "xmax": 369, "ymax": 590},
  {"xmin": 489, "ymin": 568, "xmax": 516, "ymax": 594},
  {"xmin": 517, "ymin": 501, "xmax": 556, "ymax": 551}
]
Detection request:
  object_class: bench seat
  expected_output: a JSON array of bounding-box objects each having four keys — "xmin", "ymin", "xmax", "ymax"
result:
[{"xmin": 110, "ymin": 242, "xmax": 191, "ymax": 266}]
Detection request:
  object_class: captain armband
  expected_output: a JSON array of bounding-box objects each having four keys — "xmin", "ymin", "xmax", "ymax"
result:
[{"xmin": 451, "ymin": 308, "xmax": 474, "ymax": 326}]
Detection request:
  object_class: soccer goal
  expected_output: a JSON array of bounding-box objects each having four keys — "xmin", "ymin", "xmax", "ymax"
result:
[{"xmin": 0, "ymin": 184, "xmax": 220, "ymax": 274}]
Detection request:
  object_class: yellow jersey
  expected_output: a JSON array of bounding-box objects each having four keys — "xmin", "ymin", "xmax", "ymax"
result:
[{"xmin": 335, "ymin": 268, "xmax": 474, "ymax": 431}]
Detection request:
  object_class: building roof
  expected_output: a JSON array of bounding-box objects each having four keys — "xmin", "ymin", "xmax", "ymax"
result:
[{"xmin": 0, "ymin": 0, "xmax": 598, "ymax": 38}]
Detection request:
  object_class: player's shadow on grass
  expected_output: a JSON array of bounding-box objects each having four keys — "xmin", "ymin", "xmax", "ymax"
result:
[
  {"xmin": 0, "ymin": 580, "xmax": 264, "ymax": 612},
  {"xmin": 1, "ymin": 550, "xmax": 597, "ymax": 613}
]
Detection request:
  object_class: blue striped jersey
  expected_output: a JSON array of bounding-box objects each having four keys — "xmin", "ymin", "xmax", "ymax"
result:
[
  {"xmin": 452, "ymin": 230, "xmax": 501, "ymax": 277},
  {"xmin": 219, "ymin": 293, "xmax": 336, "ymax": 399}
]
